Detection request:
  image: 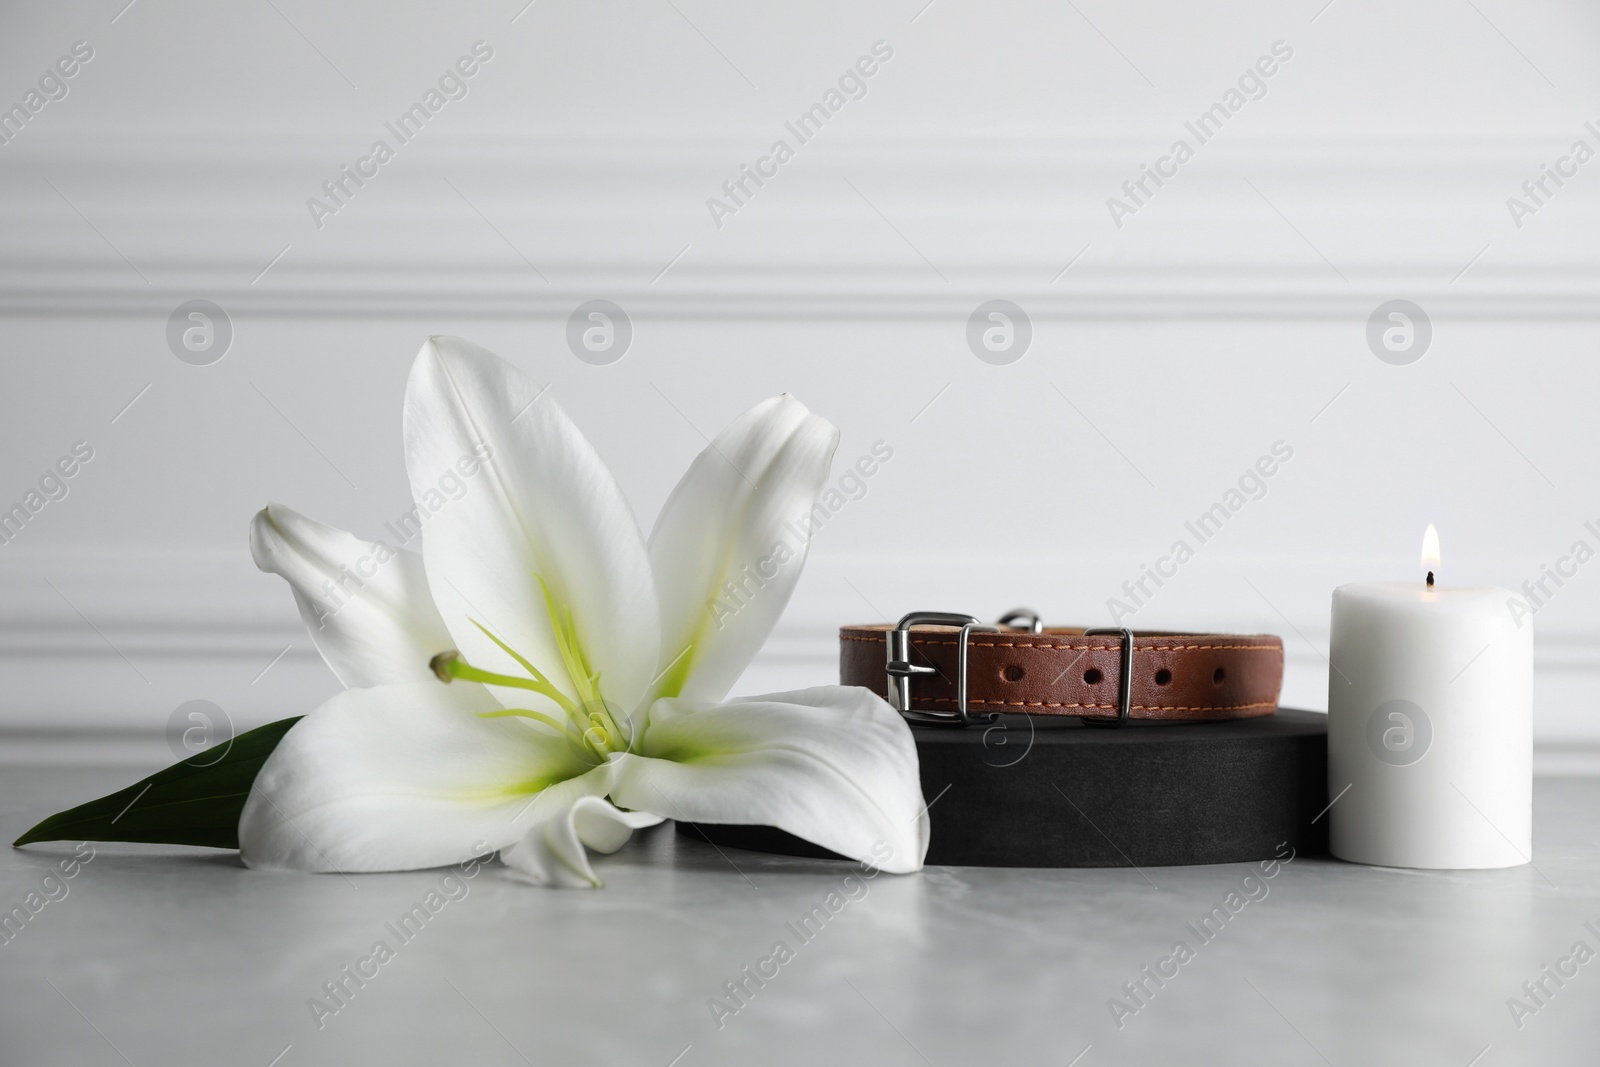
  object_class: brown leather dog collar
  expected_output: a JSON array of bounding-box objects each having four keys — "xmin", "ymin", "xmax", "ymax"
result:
[{"xmin": 840, "ymin": 612, "xmax": 1283, "ymax": 726}]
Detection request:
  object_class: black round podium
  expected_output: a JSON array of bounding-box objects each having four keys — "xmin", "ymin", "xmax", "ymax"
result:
[{"xmin": 679, "ymin": 708, "xmax": 1328, "ymax": 867}]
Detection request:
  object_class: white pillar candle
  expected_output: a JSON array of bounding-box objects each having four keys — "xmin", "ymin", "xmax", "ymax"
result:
[{"xmin": 1327, "ymin": 526, "xmax": 1532, "ymax": 869}]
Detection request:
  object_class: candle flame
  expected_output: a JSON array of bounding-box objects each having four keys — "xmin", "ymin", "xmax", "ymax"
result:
[{"xmin": 1421, "ymin": 524, "xmax": 1441, "ymax": 575}]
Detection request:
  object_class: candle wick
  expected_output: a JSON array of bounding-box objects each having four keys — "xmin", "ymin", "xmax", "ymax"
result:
[{"xmin": 1426, "ymin": 571, "xmax": 1435, "ymax": 588}]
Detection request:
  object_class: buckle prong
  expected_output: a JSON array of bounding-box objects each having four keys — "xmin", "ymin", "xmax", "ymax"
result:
[{"xmin": 885, "ymin": 611, "xmax": 998, "ymax": 728}]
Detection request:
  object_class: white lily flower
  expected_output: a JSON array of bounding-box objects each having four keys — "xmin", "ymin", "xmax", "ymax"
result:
[{"xmin": 238, "ymin": 336, "xmax": 927, "ymax": 886}]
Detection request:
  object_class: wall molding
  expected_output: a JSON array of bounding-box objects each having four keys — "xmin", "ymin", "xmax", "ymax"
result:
[{"xmin": 3, "ymin": 134, "xmax": 1594, "ymax": 319}]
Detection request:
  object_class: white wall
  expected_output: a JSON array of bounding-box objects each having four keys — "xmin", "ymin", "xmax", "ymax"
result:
[{"xmin": 2, "ymin": 0, "xmax": 1597, "ymax": 764}]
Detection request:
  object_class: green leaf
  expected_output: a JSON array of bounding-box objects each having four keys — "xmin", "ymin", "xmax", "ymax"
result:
[{"xmin": 12, "ymin": 716, "xmax": 302, "ymax": 849}]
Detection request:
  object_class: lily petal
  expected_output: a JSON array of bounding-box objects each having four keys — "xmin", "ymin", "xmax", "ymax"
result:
[
  {"xmin": 500, "ymin": 795, "xmax": 663, "ymax": 888},
  {"xmin": 403, "ymin": 337, "xmax": 660, "ymax": 714},
  {"xmin": 611, "ymin": 685, "xmax": 927, "ymax": 873},
  {"xmin": 648, "ymin": 395, "xmax": 839, "ymax": 704},
  {"xmin": 249, "ymin": 503, "xmax": 454, "ymax": 687},
  {"xmin": 239, "ymin": 681, "xmax": 600, "ymax": 872}
]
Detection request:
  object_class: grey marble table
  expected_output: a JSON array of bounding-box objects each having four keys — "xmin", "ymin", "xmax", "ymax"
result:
[{"xmin": 2, "ymin": 765, "xmax": 1597, "ymax": 1066}]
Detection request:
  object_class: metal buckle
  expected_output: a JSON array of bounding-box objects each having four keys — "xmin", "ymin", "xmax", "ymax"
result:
[
  {"xmin": 1082, "ymin": 627, "xmax": 1133, "ymax": 727},
  {"xmin": 885, "ymin": 612, "xmax": 998, "ymax": 727}
]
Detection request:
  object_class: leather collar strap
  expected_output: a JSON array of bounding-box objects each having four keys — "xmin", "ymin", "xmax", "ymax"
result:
[{"xmin": 840, "ymin": 623, "xmax": 1283, "ymax": 724}]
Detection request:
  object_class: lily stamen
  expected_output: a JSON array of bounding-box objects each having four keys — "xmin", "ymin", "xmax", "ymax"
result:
[
  {"xmin": 476, "ymin": 707, "xmax": 587, "ymax": 746},
  {"xmin": 429, "ymin": 650, "xmax": 579, "ymax": 715},
  {"xmin": 431, "ymin": 650, "xmax": 632, "ymax": 760}
]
